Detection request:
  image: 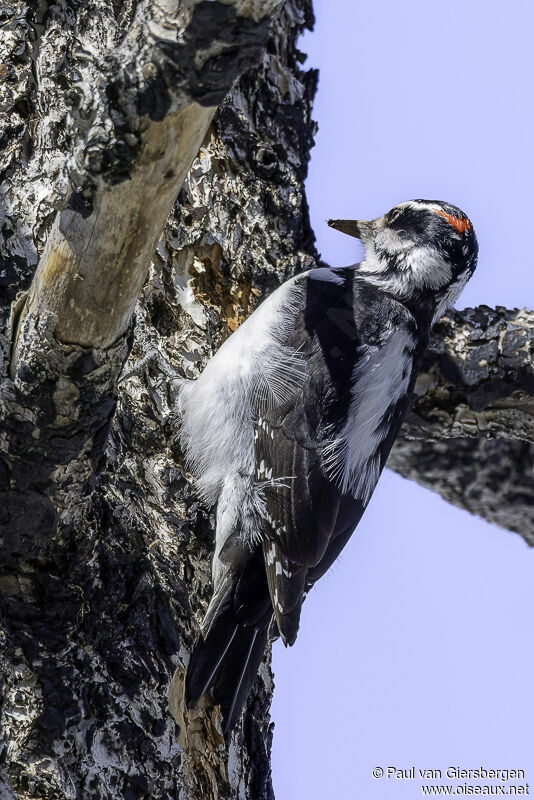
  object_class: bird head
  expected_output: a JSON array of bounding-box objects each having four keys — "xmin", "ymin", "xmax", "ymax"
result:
[{"xmin": 328, "ymin": 200, "xmax": 478, "ymax": 322}]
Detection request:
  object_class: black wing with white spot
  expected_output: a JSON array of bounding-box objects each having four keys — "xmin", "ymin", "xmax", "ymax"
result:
[{"xmin": 253, "ymin": 269, "xmax": 423, "ymax": 644}]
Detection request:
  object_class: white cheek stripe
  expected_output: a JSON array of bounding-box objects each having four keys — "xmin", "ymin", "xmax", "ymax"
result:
[{"xmin": 359, "ymin": 243, "xmax": 452, "ymax": 296}]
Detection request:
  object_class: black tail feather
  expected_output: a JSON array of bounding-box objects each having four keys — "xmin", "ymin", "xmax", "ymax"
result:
[
  {"xmin": 185, "ymin": 582, "xmax": 238, "ymax": 709},
  {"xmin": 185, "ymin": 624, "xmax": 238, "ymax": 709},
  {"xmin": 185, "ymin": 555, "xmax": 271, "ymax": 731},
  {"xmin": 212, "ymin": 622, "xmax": 269, "ymax": 733}
]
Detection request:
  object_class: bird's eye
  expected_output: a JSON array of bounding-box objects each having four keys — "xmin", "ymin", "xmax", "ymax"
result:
[{"xmin": 389, "ymin": 210, "xmax": 402, "ymax": 223}]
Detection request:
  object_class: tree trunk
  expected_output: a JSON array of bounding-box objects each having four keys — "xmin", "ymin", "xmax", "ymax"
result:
[{"xmin": 0, "ymin": 0, "xmax": 532, "ymax": 798}]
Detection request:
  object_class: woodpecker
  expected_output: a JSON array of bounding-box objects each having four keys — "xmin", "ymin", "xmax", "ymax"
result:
[{"xmin": 179, "ymin": 199, "xmax": 478, "ymax": 733}]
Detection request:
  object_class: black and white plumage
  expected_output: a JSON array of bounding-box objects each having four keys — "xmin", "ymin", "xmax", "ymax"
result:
[{"xmin": 179, "ymin": 199, "xmax": 478, "ymax": 733}]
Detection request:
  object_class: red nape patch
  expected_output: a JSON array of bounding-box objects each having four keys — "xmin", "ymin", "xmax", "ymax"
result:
[{"xmin": 434, "ymin": 209, "xmax": 473, "ymax": 235}]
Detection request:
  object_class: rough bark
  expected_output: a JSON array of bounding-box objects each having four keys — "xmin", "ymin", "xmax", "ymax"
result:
[
  {"xmin": 390, "ymin": 306, "xmax": 534, "ymax": 544},
  {"xmin": 0, "ymin": 0, "xmax": 315, "ymax": 797},
  {"xmin": 0, "ymin": 0, "xmax": 533, "ymax": 798}
]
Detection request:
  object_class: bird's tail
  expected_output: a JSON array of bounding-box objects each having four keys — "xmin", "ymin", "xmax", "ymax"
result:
[{"xmin": 185, "ymin": 548, "xmax": 272, "ymax": 734}]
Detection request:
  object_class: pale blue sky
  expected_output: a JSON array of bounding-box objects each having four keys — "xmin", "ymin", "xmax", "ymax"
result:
[{"xmin": 271, "ymin": 1, "xmax": 534, "ymax": 797}]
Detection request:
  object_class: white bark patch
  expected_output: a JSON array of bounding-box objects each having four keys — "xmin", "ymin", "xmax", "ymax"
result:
[{"xmin": 175, "ymin": 277, "xmax": 208, "ymax": 328}]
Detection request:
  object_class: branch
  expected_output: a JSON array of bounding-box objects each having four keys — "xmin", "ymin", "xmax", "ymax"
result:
[
  {"xmin": 10, "ymin": 0, "xmax": 281, "ymax": 373},
  {"xmin": 13, "ymin": 105, "xmax": 214, "ymax": 355},
  {"xmin": 390, "ymin": 306, "xmax": 534, "ymax": 542}
]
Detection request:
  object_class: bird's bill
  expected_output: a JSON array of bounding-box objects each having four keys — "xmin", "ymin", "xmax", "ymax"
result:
[{"xmin": 327, "ymin": 219, "xmax": 365, "ymax": 239}]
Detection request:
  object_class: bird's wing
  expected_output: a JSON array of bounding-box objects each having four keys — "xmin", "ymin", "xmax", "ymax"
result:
[
  {"xmin": 252, "ymin": 271, "xmax": 420, "ymax": 643},
  {"xmin": 254, "ymin": 399, "xmax": 340, "ymax": 645}
]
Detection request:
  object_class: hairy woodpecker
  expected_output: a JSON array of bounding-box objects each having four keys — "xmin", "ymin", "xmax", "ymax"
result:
[{"xmin": 179, "ymin": 199, "xmax": 478, "ymax": 733}]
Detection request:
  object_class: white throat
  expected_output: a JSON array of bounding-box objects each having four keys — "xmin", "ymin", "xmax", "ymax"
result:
[{"xmin": 358, "ymin": 236, "xmax": 453, "ymax": 298}]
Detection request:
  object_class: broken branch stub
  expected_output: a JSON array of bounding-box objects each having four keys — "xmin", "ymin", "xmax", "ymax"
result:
[
  {"xmin": 10, "ymin": 0, "xmax": 283, "ymax": 376},
  {"xmin": 12, "ymin": 105, "xmax": 214, "ymax": 360}
]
